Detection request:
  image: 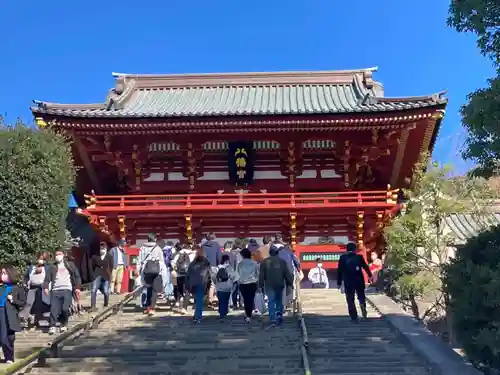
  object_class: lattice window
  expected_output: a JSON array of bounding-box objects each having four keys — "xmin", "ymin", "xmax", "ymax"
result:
[
  {"xmin": 150, "ymin": 140, "xmax": 281, "ymax": 153},
  {"xmin": 254, "ymin": 140, "xmax": 280, "ymax": 150},
  {"xmin": 149, "ymin": 142, "xmax": 180, "ymax": 152},
  {"xmin": 203, "ymin": 141, "xmax": 228, "ymax": 151},
  {"xmin": 302, "ymin": 140, "xmax": 336, "ymax": 150}
]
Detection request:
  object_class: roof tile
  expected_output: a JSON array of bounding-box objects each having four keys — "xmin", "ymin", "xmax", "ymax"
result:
[
  {"xmin": 444, "ymin": 213, "xmax": 500, "ymax": 244},
  {"xmin": 31, "ymin": 69, "xmax": 447, "ymax": 118}
]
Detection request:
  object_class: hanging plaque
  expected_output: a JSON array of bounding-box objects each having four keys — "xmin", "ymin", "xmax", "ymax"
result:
[{"xmin": 228, "ymin": 141, "xmax": 254, "ymax": 186}]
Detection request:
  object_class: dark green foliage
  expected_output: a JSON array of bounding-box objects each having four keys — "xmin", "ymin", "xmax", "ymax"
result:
[
  {"xmin": 0, "ymin": 123, "xmax": 75, "ymax": 269},
  {"xmin": 444, "ymin": 225, "xmax": 500, "ymax": 371},
  {"xmin": 448, "ymin": 0, "xmax": 500, "ymax": 66},
  {"xmin": 448, "ymin": 0, "xmax": 500, "ymax": 177},
  {"xmin": 460, "ymin": 77, "xmax": 500, "ymax": 178}
]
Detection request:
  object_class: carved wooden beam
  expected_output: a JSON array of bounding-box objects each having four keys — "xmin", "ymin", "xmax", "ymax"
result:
[
  {"xmin": 104, "ymin": 134, "xmax": 112, "ymax": 152},
  {"xmin": 386, "ymin": 184, "xmax": 399, "ymax": 204},
  {"xmin": 343, "ymin": 140, "xmax": 351, "ymax": 188},
  {"xmin": 287, "ymin": 141, "xmax": 296, "ymax": 188},
  {"xmin": 376, "ymin": 211, "xmax": 384, "ymax": 230},
  {"xmin": 181, "ymin": 142, "xmax": 201, "ymax": 191},
  {"xmin": 131, "ymin": 144, "xmax": 143, "ymax": 191},
  {"xmin": 73, "ymin": 134, "xmax": 102, "ymax": 193},
  {"xmin": 98, "ymin": 216, "xmax": 109, "ymax": 235}
]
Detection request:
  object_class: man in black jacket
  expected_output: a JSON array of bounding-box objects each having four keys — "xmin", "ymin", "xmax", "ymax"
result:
[
  {"xmin": 259, "ymin": 246, "xmax": 293, "ymax": 326},
  {"xmin": 337, "ymin": 243, "xmax": 372, "ymax": 322},
  {"xmin": 90, "ymin": 243, "xmax": 113, "ymax": 311},
  {"xmin": 43, "ymin": 250, "xmax": 81, "ymax": 335}
]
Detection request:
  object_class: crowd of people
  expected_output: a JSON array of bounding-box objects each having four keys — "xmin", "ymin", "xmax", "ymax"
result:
[
  {"xmin": 21, "ymin": 250, "xmax": 83, "ymax": 335},
  {"xmin": 0, "ymin": 249, "xmax": 83, "ymax": 364},
  {"xmin": 129, "ymin": 233, "xmax": 302, "ymax": 326},
  {"xmin": 0, "ymin": 233, "xmax": 381, "ymax": 364}
]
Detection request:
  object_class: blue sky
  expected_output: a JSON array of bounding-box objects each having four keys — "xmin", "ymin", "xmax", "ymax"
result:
[{"xmin": 0, "ymin": 0, "xmax": 494, "ymax": 171}]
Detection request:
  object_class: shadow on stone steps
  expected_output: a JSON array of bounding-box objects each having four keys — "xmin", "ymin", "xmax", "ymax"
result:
[{"xmin": 28, "ymin": 300, "xmax": 304, "ymax": 375}]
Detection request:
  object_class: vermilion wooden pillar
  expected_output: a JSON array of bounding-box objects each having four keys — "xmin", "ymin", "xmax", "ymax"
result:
[{"xmin": 357, "ymin": 211, "xmax": 369, "ymax": 284}]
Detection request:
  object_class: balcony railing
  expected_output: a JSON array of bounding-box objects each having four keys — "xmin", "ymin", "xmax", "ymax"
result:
[{"xmin": 83, "ymin": 189, "xmax": 399, "ymax": 213}]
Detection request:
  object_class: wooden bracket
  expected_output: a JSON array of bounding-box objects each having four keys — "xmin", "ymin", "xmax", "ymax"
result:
[
  {"xmin": 289, "ymin": 212, "xmax": 297, "ymax": 250},
  {"xmin": 118, "ymin": 215, "xmax": 126, "ymax": 239},
  {"xmin": 356, "ymin": 211, "xmax": 364, "ymax": 246},
  {"xmin": 185, "ymin": 215, "xmax": 193, "ymax": 244}
]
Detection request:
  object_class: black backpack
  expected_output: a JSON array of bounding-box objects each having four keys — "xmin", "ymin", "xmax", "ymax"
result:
[
  {"xmin": 142, "ymin": 248, "xmax": 160, "ymax": 278},
  {"xmin": 176, "ymin": 253, "xmax": 191, "ymax": 275},
  {"xmin": 216, "ymin": 267, "xmax": 230, "ymax": 282},
  {"xmin": 143, "ymin": 259, "xmax": 160, "ymax": 277}
]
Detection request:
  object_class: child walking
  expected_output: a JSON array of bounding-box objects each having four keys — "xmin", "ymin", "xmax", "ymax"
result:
[
  {"xmin": 215, "ymin": 254, "xmax": 239, "ymax": 322},
  {"xmin": 0, "ymin": 265, "xmax": 26, "ymax": 364}
]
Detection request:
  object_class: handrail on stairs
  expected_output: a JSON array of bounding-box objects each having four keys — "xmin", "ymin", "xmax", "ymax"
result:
[
  {"xmin": 1, "ymin": 287, "xmax": 143, "ymax": 375},
  {"xmin": 293, "ymin": 271, "xmax": 311, "ymax": 375}
]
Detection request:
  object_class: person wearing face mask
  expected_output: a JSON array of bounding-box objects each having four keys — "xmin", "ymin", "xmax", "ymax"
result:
[
  {"xmin": 89, "ymin": 243, "xmax": 113, "ymax": 312},
  {"xmin": 308, "ymin": 257, "xmax": 329, "ymax": 289},
  {"xmin": 20, "ymin": 251, "xmax": 51, "ymax": 329},
  {"xmin": 109, "ymin": 239, "xmax": 129, "ymax": 294},
  {"xmin": 0, "ymin": 265, "xmax": 26, "ymax": 364},
  {"xmin": 43, "ymin": 250, "xmax": 81, "ymax": 335}
]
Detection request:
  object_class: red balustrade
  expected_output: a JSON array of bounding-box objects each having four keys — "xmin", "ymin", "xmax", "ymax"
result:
[{"xmin": 83, "ymin": 190, "xmax": 398, "ymax": 214}]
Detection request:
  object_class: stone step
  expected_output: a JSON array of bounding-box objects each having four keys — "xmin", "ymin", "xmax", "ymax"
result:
[
  {"xmin": 60, "ymin": 347, "xmax": 300, "ymax": 358},
  {"xmin": 28, "ymin": 372, "xmax": 302, "ymax": 375},
  {"xmin": 13, "ymin": 289, "xmax": 441, "ymax": 375},
  {"xmin": 300, "ymin": 289, "xmax": 434, "ymax": 374},
  {"xmin": 0, "ymin": 294, "xmax": 125, "ymax": 370},
  {"xmin": 31, "ymin": 356, "xmax": 303, "ymax": 372},
  {"xmin": 28, "ymin": 298, "xmax": 304, "ymax": 375}
]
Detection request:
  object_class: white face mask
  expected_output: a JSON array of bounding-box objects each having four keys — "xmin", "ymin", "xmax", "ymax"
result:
[
  {"xmin": 55, "ymin": 255, "xmax": 64, "ymax": 263},
  {"xmin": 100, "ymin": 249, "xmax": 107, "ymax": 255},
  {"xmin": 37, "ymin": 259, "xmax": 44, "ymax": 265},
  {"xmin": 317, "ymin": 263, "xmax": 323, "ymax": 268}
]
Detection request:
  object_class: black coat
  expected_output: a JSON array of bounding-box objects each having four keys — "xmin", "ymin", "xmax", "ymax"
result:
[
  {"xmin": 337, "ymin": 252, "xmax": 372, "ymax": 287},
  {"xmin": 90, "ymin": 254, "xmax": 113, "ymax": 282},
  {"xmin": 3, "ymin": 285, "xmax": 26, "ymax": 333},
  {"xmin": 43, "ymin": 260, "xmax": 82, "ymax": 290}
]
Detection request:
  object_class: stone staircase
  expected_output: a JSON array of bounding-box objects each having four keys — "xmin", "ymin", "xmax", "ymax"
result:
[
  {"xmin": 301, "ymin": 289, "xmax": 436, "ymax": 375},
  {"xmin": 0, "ymin": 292, "xmax": 123, "ymax": 371},
  {"xmin": 26, "ymin": 300, "xmax": 304, "ymax": 375}
]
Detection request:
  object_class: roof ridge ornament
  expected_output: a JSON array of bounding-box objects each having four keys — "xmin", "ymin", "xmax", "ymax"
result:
[{"xmin": 363, "ymin": 70, "xmax": 374, "ymax": 89}]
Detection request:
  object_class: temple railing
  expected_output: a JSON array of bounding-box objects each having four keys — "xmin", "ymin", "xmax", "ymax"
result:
[{"xmin": 83, "ymin": 189, "xmax": 399, "ymax": 213}]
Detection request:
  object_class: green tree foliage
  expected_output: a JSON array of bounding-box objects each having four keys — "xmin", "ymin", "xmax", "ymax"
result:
[
  {"xmin": 448, "ymin": 1, "xmax": 500, "ymax": 177},
  {"xmin": 384, "ymin": 156, "xmax": 494, "ymax": 319},
  {"xmin": 444, "ymin": 225, "xmax": 500, "ymax": 372},
  {"xmin": 0, "ymin": 120, "xmax": 75, "ymax": 269}
]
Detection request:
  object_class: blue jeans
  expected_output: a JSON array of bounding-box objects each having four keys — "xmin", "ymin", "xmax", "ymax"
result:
[
  {"xmin": 91, "ymin": 276, "xmax": 110, "ymax": 308},
  {"xmin": 217, "ymin": 291, "xmax": 231, "ymax": 318},
  {"xmin": 193, "ymin": 285, "xmax": 205, "ymax": 320},
  {"xmin": 164, "ymin": 268, "xmax": 173, "ymax": 296},
  {"xmin": 266, "ymin": 287, "xmax": 284, "ymax": 323}
]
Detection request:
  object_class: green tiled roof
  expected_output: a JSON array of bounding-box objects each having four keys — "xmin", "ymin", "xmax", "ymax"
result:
[
  {"xmin": 444, "ymin": 213, "xmax": 500, "ymax": 245},
  {"xmin": 31, "ymin": 68, "xmax": 447, "ymax": 118}
]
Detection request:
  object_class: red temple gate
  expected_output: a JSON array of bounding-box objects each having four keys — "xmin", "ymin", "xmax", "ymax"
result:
[{"xmin": 31, "ymin": 68, "xmax": 447, "ymax": 260}]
